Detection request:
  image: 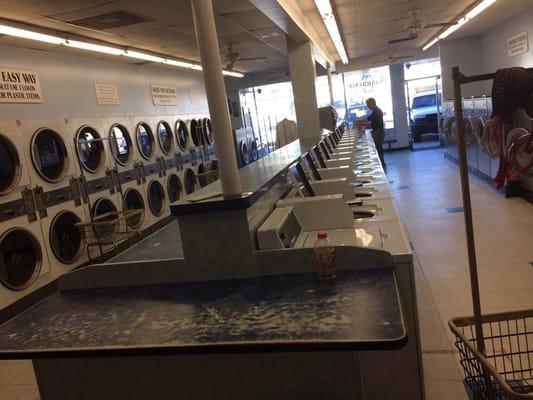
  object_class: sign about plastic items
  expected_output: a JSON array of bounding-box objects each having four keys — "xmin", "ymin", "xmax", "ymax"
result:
[
  {"xmin": 0, "ymin": 67, "xmax": 43, "ymax": 103},
  {"xmin": 151, "ymin": 85, "xmax": 178, "ymax": 106},
  {"xmin": 508, "ymin": 31, "xmax": 529, "ymax": 57},
  {"xmin": 95, "ymin": 83, "xmax": 120, "ymax": 105}
]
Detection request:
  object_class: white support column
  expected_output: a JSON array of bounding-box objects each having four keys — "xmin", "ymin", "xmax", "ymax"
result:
[
  {"xmin": 287, "ymin": 37, "xmax": 321, "ymax": 140},
  {"xmin": 327, "ymin": 64, "xmax": 334, "ymax": 105},
  {"xmin": 191, "ymin": 0, "xmax": 241, "ymax": 196}
]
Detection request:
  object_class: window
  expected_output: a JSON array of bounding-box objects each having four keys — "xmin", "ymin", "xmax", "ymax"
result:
[
  {"xmin": 343, "ymin": 66, "xmax": 395, "ymax": 129},
  {"xmin": 412, "ymin": 94, "xmax": 437, "ymax": 109}
]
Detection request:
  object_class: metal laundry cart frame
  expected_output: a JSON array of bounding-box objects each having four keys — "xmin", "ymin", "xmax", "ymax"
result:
[{"xmin": 448, "ymin": 66, "xmax": 533, "ymax": 399}]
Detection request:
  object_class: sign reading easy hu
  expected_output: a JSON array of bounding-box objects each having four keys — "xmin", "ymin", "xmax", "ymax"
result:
[{"xmin": 0, "ymin": 67, "xmax": 43, "ymax": 103}]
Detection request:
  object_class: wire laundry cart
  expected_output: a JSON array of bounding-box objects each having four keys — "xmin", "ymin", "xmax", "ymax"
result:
[
  {"xmin": 448, "ymin": 66, "xmax": 533, "ymax": 399},
  {"xmin": 76, "ymin": 209, "xmax": 143, "ymax": 261}
]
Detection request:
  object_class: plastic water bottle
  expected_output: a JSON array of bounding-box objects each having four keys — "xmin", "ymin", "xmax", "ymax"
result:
[{"xmin": 314, "ymin": 232, "xmax": 336, "ymax": 281}]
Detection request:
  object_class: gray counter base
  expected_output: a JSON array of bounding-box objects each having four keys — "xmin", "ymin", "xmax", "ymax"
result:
[{"xmin": 35, "ymin": 352, "xmax": 365, "ymax": 400}]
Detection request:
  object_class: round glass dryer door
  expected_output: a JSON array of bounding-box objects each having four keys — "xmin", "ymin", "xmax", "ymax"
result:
[
  {"xmin": 76, "ymin": 126, "xmax": 104, "ymax": 173},
  {"xmin": 123, "ymin": 188, "xmax": 145, "ymax": 229},
  {"xmin": 91, "ymin": 198, "xmax": 118, "ymax": 239},
  {"xmin": 136, "ymin": 122, "xmax": 155, "ymax": 160},
  {"xmin": 110, "ymin": 124, "xmax": 132, "ymax": 165},
  {"xmin": 157, "ymin": 121, "xmax": 173, "ymax": 155},
  {"xmin": 147, "ymin": 180, "xmax": 166, "ymax": 217},
  {"xmin": 209, "ymin": 160, "xmax": 219, "ymax": 181},
  {"xmin": 175, "ymin": 120, "xmax": 189, "ymax": 151},
  {"xmin": 31, "ymin": 128, "xmax": 68, "ymax": 182},
  {"xmin": 197, "ymin": 163, "xmax": 208, "ymax": 188},
  {"xmin": 189, "ymin": 119, "xmax": 201, "ymax": 147},
  {"xmin": 184, "ymin": 168, "xmax": 196, "ymax": 194},
  {"xmin": 49, "ymin": 211, "xmax": 83, "ymax": 264},
  {"xmin": 0, "ymin": 228, "xmax": 42, "ymax": 290},
  {"xmin": 0, "ymin": 134, "xmax": 22, "ymax": 195},
  {"xmin": 167, "ymin": 173, "xmax": 183, "ymax": 203},
  {"xmin": 202, "ymin": 118, "xmax": 213, "ymax": 145}
]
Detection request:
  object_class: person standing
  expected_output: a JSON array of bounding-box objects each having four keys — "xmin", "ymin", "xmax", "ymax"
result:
[{"xmin": 358, "ymin": 98, "xmax": 386, "ymax": 170}]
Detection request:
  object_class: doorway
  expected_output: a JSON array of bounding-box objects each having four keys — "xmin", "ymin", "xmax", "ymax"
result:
[{"xmin": 404, "ymin": 58, "xmax": 443, "ymax": 151}]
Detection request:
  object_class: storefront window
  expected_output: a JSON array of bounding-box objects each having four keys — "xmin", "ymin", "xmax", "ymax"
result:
[
  {"xmin": 239, "ymin": 81, "xmax": 296, "ymax": 148},
  {"xmin": 343, "ymin": 66, "xmax": 395, "ymax": 129}
]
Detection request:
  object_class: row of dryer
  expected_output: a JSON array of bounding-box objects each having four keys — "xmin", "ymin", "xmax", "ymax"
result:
[{"xmin": 0, "ymin": 116, "xmax": 219, "ymax": 312}]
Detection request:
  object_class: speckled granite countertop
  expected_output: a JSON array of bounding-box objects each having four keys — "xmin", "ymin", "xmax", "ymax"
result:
[{"xmin": 0, "ymin": 269, "xmax": 405, "ymax": 358}]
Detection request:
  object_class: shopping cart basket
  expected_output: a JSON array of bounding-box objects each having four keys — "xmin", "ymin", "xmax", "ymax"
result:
[{"xmin": 76, "ymin": 209, "xmax": 143, "ymax": 260}]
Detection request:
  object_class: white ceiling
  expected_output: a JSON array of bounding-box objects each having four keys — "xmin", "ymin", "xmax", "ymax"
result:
[
  {"xmin": 302, "ymin": 0, "xmax": 533, "ymax": 66},
  {"xmin": 0, "ymin": 0, "xmax": 531, "ymax": 77},
  {"xmin": 0, "ymin": 0, "xmax": 288, "ymax": 73}
]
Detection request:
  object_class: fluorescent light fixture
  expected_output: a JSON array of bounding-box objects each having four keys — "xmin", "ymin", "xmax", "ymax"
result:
[
  {"xmin": 422, "ymin": 37, "xmax": 439, "ymax": 52},
  {"xmin": 164, "ymin": 59, "xmax": 199, "ymax": 69},
  {"xmin": 314, "ymin": 0, "xmax": 349, "ymax": 64},
  {"xmin": 222, "ymin": 70, "xmax": 244, "ymax": 78},
  {"xmin": 423, "ymin": 0, "xmax": 497, "ymax": 51},
  {"xmin": 65, "ymin": 40, "xmax": 124, "ymax": 55},
  {"xmin": 0, "ymin": 22, "xmax": 244, "ymax": 78},
  {"xmin": 0, "ymin": 24, "xmax": 65, "ymax": 45},
  {"xmin": 124, "ymin": 50, "xmax": 164, "ymax": 63}
]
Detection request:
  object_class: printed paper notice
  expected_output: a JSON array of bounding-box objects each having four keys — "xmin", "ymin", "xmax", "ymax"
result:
[
  {"xmin": 508, "ymin": 31, "xmax": 529, "ymax": 57},
  {"xmin": 151, "ymin": 85, "xmax": 178, "ymax": 106},
  {"xmin": 0, "ymin": 67, "xmax": 43, "ymax": 103},
  {"xmin": 95, "ymin": 83, "xmax": 120, "ymax": 105}
]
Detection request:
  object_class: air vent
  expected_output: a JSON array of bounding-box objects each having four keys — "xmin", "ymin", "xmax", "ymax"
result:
[{"xmin": 69, "ymin": 10, "xmax": 149, "ymax": 30}]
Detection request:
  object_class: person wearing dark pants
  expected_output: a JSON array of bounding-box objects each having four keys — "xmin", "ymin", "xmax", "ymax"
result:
[{"xmin": 358, "ymin": 98, "xmax": 386, "ymax": 170}]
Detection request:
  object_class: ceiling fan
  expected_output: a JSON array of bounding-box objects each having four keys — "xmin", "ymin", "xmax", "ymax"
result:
[
  {"xmin": 221, "ymin": 42, "xmax": 267, "ymax": 70},
  {"xmin": 387, "ymin": 9, "xmax": 457, "ymax": 44},
  {"xmin": 372, "ymin": 52, "xmax": 414, "ymax": 65}
]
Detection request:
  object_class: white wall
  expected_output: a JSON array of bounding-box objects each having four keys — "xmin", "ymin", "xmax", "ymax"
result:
[
  {"xmin": 480, "ymin": 7, "xmax": 533, "ymax": 93},
  {"xmin": 439, "ymin": 36, "xmax": 486, "ymax": 99},
  {"xmin": 0, "ymin": 44, "xmax": 209, "ymax": 121},
  {"xmin": 439, "ymin": 8, "xmax": 533, "ymax": 99}
]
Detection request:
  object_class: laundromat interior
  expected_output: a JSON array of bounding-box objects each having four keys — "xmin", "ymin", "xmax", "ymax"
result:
[{"xmin": 0, "ymin": 0, "xmax": 532, "ymax": 399}]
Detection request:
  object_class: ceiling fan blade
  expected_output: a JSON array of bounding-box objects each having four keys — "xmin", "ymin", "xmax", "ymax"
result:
[
  {"xmin": 387, "ymin": 34, "xmax": 418, "ymax": 44},
  {"xmin": 393, "ymin": 55, "xmax": 414, "ymax": 60},
  {"xmin": 378, "ymin": 30, "xmax": 407, "ymax": 39},
  {"xmin": 423, "ymin": 21, "xmax": 458, "ymax": 28},
  {"xmin": 238, "ymin": 56, "xmax": 268, "ymax": 61}
]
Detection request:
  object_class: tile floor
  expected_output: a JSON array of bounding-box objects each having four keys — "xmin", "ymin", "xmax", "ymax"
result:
[
  {"xmin": 387, "ymin": 148, "xmax": 533, "ymax": 399},
  {"xmin": 0, "ymin": 148, "xmax": 531, "ymax": 399}
]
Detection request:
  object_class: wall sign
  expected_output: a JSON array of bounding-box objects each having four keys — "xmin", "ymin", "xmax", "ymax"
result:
[
  {"xmin": 0, "ymin": 67, "xmax": 43, "ymax": 103},
  {"xmin": 151, "ymin": 84, "xmax": 178, "ymax": 106},
  {"xmin": 508, "ymin": 31, "xmax": 529, "ymax": 57},
  {"xmin": 95, "ymin": 83, "xmax": 120, "ymax": 105}
]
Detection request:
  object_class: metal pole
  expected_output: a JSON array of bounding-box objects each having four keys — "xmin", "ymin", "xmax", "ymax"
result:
[
  {"xmin": 327, "ymin": 65, "xmax": 334, "ymax": 105},
  {"xmin": 452, "ymin": 66, "xmax": 485, "ymax": 354},
  {"xmin": 191, "ymin": 0, "xmax": 241, "ymax": 196}
]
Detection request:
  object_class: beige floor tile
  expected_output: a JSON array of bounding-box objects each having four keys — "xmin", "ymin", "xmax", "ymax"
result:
[
  {"xmin": 11, "ymin": 366, "xmax": 37, "ymax": 386},
  {"xmin": 0, "ymin": 385, "xmax": 40, "ymax": 400},
  {"xmin": 0, "ymin": 362, "xmax": 30, "ymax": 385},
  {"xmin": 420, "ymin": 328, "xmax": 453, "ymax": 352},
  {"xmin": 424, "ymin": 379, "xmax": 469, "ymax": 400},
  {"xmin": 423, "ymin": 354, "xmax": 463, "ymax": 381}
]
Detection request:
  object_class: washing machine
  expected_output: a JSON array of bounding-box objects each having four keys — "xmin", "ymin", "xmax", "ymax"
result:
[
  {"xmin": 166, "ymin": 171, "xmax": 184, "ymax": 206},
  {"xmin": 20, "ymin": 119, "xmax": 82, "ymax": 214},
  {"xmin": 86, "ymin": 192, "xmax": 123, "ymax": 259},
  {"xmin": 40, "ymin": 201, "xmax": 89, "ymax": 275},
  {"xmin": 133, "ymin": 118, "xmax": 161, "ymax": 181},
  {"xmin": 103, "ymin": 117, "xmax": 138, "ymax": 176},
  {"xmin": 0, "ymin": 212, "xmax": 53, "ymax": 311},
  {"xmin": 187, "ymin": 118, "xmax": 202, "ymax": 150},
  {"xmin": 182, "ymin": 166, "xmax": 198, "ymax": 196},
  {"xmin": 121, "ymin": 180, "xmax": 151, "ymax": 232},
  {"xmin": 0, "ymin": 120, "xmax": 32, "ymax": 208},
  {"xmin": 145, "ymin": 176, "xmax": 170, "ymax": 226}
]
